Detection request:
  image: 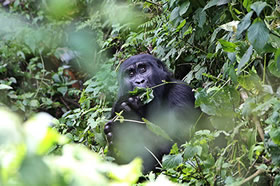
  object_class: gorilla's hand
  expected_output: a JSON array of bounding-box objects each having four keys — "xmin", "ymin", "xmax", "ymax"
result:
[
  {"xmin": 114, "ymin": 95, "xmax": 143, "ymax": 113},
  {"xmin": 104, "ymin": 95, "xmax": 144, "ymax": 145}
]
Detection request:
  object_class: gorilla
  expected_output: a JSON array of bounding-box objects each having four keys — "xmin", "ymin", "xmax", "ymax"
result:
[{"xmin": 104, "ymin": 54, "xmax": 204, "ymax": 172}]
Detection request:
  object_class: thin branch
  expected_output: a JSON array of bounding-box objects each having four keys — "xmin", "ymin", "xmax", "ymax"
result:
[
  {"xmin": 115, "ymin": 118, "xmax": 145, "ymax": 124},
  {"xmin": 145, "ymin": 146, "xmax": 162, "ymax": 168},
  {"xmin": 240, "ymin": 169, "xmax": 265, "ymax": 185},
  {"xmin": 252, "ymin": 116, "xmax": 265, "ymax": 142}
]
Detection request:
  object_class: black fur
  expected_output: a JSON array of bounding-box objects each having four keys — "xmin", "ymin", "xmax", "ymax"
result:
[{"xmin": 104, "ymin": 54, "xmax": 202, "ymax": 172}]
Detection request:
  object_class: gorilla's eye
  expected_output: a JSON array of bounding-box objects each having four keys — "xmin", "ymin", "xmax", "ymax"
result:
[
  {"xmin": 138, "ymin": 64, "xmax": 146, "ymax": 73},
  {"xmin": 129, "ymin": 71, "xmax": 134, "ymax": 77},
  {"xmin": 126, "ymin": 69, "xmax": 135, "ymax": 77}
]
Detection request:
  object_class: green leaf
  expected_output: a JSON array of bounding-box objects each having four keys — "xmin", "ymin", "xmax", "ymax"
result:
[
  {"xmin": 179, "ymin": 1, "xmax": 190, "ymax": 16},
  {"xmin": 250, "ymin": 1, "xmax": 268, "ymax": 17},
  {"xmin": 218, "ymin": 39, "xmax": 237, "ymax": 53},
  {"xmin": 247, "ymin": 18, "xmax": 269, "ymax": 52},
  {"xmin": 243, "ymin": 0, "xmax": 253, "ymax": 12},
  {"xmin": 237, "ymin": 45, "xmax": 253, "ymax": 74},
  {"xmin": 170, "ymin": 7, "xmax": 179, "ymax": 21},
  {"xmin": 198, "ymin": 10, "xmax": 206, "ymax": 28},
  {"xmin": 176, "ymin": 19, "xmax": 186, "ymax": 31},
  {"xmin": 236, "ymin": 11, "xmax": 253, "ymax": 38},
  {"xmin": 0, "ymin": 84, "xmax": 12, "ymax": 90},
  {"xmin": 211, "ymin": 28, "xmax": 221, "ymax": 43},
  {"xmin": 270, "ymin": 128, "xmax": 280, "ymax": 145},
  {"xmin": 183, "ymin": 145, "xmax": 202, "ymax": 159},
  {"xmin": 30, "ymin": 100, "xmax": 40, "ymax": 107},
  {"xmin": 274, "ymin": 175, "xmax": 280, "ymax": 186},
  {"xmin": 57, "ymin": 86, "xmax": 68, "ymax": 96},
  {"xmin": 142, "ymin": 118, "xmax": 173, "ymax": 142},
  {"xmin": 162, "ymin": 154, "xmax": 183, "ymax": 169},
  {"xmin": 238, "ymin": 71, "xmax": 261, "ymax": 90},
  {"xmin": 203, "ymin": 0, "xmax": 220, "ymax": 11},
  {"xmin": 268, "ymin": 60, "xmax": 280, "ymax": 78}
]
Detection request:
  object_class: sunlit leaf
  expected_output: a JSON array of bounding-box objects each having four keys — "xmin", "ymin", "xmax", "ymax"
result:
[
  {"xmin": 108, "ymin": 158, "xmax": 142, "ymax": 183},
  {"xmin": 218, "ymin": 39, "xmax": 237, "ymax": 53},
  {"xmin": 0, "ymin": 84, "xmax": 12, "ymax": 90},
  {"xmin": 238, "ymin": 71, "xmax": 262, "ymax": 90}
]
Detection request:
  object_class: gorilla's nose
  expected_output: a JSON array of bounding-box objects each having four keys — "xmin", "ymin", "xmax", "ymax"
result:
[{"xmin": 135, "ymin": 78, "xmax": 147, "ymax": 87}]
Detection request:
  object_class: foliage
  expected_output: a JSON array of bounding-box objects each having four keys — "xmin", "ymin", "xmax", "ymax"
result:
[
  {"xmin": 0, "ymin": 108, "xmax": 143, "ymax": 186},
  {"xmin": 1, "ymin": 0, "xmax": 280, "ymax": 185}
]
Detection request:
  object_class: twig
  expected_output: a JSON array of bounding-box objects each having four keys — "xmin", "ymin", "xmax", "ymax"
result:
[
  {"xmin": 252, "ymin": 116, "xmax": 265, "ymax": 142},
  {"xmin": 240, "ymin": 169, "xmax": 265, "ymax": 185},
  {"xmin": 115, "ymin": 118, "xmax": 145, "ymax": 124},
  {"xmin": 144, "ymin": 146, "xmax": 162, "ymax": 168},
  {"xmin": 60, "ymin": 97, "xmax": 71, "ymax": 110}
]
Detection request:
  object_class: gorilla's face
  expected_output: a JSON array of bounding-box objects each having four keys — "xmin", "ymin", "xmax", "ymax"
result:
[{"xmin": 119, "ymin": 54, "xmax": 169, "ymax": 95}]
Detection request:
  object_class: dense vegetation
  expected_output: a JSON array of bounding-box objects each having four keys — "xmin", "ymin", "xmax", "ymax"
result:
[{"xmin": 0, "ymin": 0, "xmax": 280, "ymax": 185}]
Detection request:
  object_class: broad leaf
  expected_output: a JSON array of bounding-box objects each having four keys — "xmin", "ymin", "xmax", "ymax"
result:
[
  {"xmin": 142, "ymin": 118, "xmax": 173, "ymax": 141},
  {"xmin": 237, "ymin": 71, "xmax": 261, "ymax": 90},
  {"xmin": 237, "ymin": 45, "xmax": 253, "ymax": 74},
  {"xmin": 251, "ymin": 1, "xmax": 268, "ymax": 17},
  {"xmin": 170, "ymin": 7, "xmax": 179, "ymax": 21},
  {"xmin": 198, "ymin": 10, "xmax": 206, "ymax": 28},
  {"xmin": 270, "ymin": 128, "xmax": 280, "ymax": 145},
  {"xmin": 220, "ymin": 21, "xmax": 239, "ymax": 32},
  {"xmin": 179, "ymin": 1, "xmax": 190, "ymax": 16},
  {"xmin": 0, "ymin": 84, "xmax": 12, "ymax": 90},
  {"xmin": 218, "ymin": 39, "xmax": 237, "ymax": 53},
  {"xmin": 162, "ymin": 154, "xmax": 183, "ymax": 169},
  {"xmin": 183, "ymin": 145, "xmax": 202, "ymax": 159},
  {"xmin": 268, "ymin": 60, "xmax": 280, "ymax": 78},
  {"xmin": 236, "ymin": 11, "xmax": 253, "ymax": 38},
  {"xmin": 203, "ymin": 0, "xmax": 220, "ymax": 11},
  {"xmin": 247, "ymin": 18, "xmax": 269, "ymax": 52}
]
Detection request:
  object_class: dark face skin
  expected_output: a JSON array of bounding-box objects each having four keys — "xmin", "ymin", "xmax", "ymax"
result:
[{"xmin": 122, "ymin": 61, "xmax": 152, "ymax": 90}]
